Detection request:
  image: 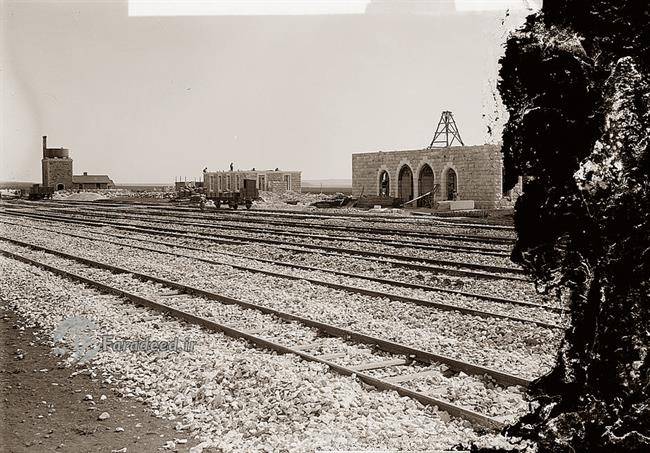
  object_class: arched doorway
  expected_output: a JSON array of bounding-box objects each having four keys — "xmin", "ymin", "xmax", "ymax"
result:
[
  {"xmin": 417, "ymin": 164, "xmax": 434, "ymax": 207},
  {"xmin": 378, "ymin": 171, "xmax": 390, "ymax": 197},
  {"xmin": 56, "ymin": 183, "xmax": 64, "ymax": 191},
  {"xmin": 398, "ymin": 165, "xmax": 413, "ymax": 203},
  {"xmin": 445, "ymin": 168, "xmax": 457, "ymax": 200}
]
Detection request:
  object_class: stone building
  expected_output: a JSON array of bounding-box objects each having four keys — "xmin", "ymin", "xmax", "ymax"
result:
[
  {"xmin": 41, "ymin": 136, "xmax": 114, "ymax": 190},
  {"xmin": 72, "ymin": 172, "xmax": 114, "ymax": 189},
  {"xmin": 42, "ymin": 136, "xmax": 73, "ymax": 190},
  {"xmin": 203, "ymin": 169, "xmax": 301, "ymax": 195},
  {"xmin": 352, "ymin": 144, "xmax": 521, "ymax": 209}
]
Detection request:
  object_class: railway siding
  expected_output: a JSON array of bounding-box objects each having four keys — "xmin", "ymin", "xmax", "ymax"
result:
[
  {"xmin": 0, "ymin": 232, "xmax": 560, "ymax": 379},
  {"xmin": 0, "ymin": 213, "xmax": 543, "ymax": 300},
  {"xmin": 1, "ymin": 256, "xmax": 512, "ymax": 450},
  {"xmin": 0, "ymin": 200, "xmax": 555, "ymax": 449},
  {"xmin": 0, "ymin": 244, "xmax": 526, "ymax": 429},
  {"xmin": 2, "ymin": 208, "xmax": 527, "ymax": 280}
]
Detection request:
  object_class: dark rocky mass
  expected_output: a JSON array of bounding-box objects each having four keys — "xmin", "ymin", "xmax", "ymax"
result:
[{"xmin": 484, "ymin": 1, "xmax": 650, "ymax": 452}]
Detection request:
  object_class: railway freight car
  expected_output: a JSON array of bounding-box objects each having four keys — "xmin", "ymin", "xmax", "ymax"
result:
[
  {"xmin": 28, "ymin": 184, "xmax": 55, "ymax": 200},
  {"xmin": 205, "ymin": 178, "xmax": 259, "ymax": 209}
]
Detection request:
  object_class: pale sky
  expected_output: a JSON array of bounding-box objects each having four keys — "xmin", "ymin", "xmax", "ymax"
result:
[{"xmin": 1, "ymin": 0, "xmax": 538, "ymax": 183}]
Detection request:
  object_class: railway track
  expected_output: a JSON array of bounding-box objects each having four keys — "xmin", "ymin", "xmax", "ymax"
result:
[
  {"xmin": 37, "ymin": 205, "xmax": 512, "ymax": 257},
  {"xmin": 5, "ymin": 198, "xmax": 510, "ymax": 235},
  {"xmin": 2, "ymin": 208, "xmax": 527, "ymax": 281},
  {"xmin": 0, "ymin": 224, "xmax": 562, "ymax": 375},
  {"xmin": 0, "ymin": 220, "xmax": 552, "ymax": 313},
  {"xmin": 31, "ymin": 198, "xmax": 515, "ymax": 232},
  {"xmin": 0, "ymin": 228, "xmax": 562, "ymax": 329},
  {"xmin": 0, "ymin": 214, "xmax": 550, "ymax": 309},
  {"xmin": 0, "ymin": 240, "xmax": 529, "ymax": 430},
  {"xmin": 27, "ymin": 200, "xmax": 515, "ymax": 246}
]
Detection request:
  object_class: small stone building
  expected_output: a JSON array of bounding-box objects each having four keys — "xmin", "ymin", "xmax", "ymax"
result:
[
  {"xmin": 203, "ymin": 170, "xmax": 301, "ymax": 195},
  {"xmin": 72, "ymin": 172, "xmax": 114, "ymax": 189},
  {"xmin": 352, "ymin": 144, "xmax": 520, "ymax": 209}
]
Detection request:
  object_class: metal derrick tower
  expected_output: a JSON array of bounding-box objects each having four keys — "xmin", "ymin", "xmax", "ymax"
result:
[{"xmin": 427, "ymin": 111, "xmax": 464, "ymax": 148}]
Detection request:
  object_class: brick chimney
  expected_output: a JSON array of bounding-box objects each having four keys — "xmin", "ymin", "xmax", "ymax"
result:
[{"xmin": 42, "ymin": 136, "xmax": 47, "ymax": 157}]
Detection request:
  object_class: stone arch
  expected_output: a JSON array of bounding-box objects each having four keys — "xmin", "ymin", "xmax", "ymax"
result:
[
  {"xmin": 397, "ymin": 164, "xmax": 414, "ymax": 203},
  {"xmin": 396, "ymin": 158, "xmax": 414, "ymax": 198},
  {"xmin": 417, "ymin": 163, "xmax": 435, "ymax": 207},
  {"xmin": 374, "ymin": 164, "xmax": 391, "ymax": 196},
  {"xmin": 56, "ymin": 183, "xmax": 64, "ymax": 191},
  {"xmin": 441, "ymin": 166, "xmax": 458, "ymax": 200},
  {"xmin": 378, "ymin": 170, "xmax": 390, "ymax": 197}
]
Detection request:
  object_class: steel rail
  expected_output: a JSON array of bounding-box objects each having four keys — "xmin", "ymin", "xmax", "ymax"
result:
[
  {"xmin": 223, "ymin": 208, "xmax": 516, "ymax": 231},
  {"xmin": 2, "ymin": 208, "xmax": 527, "ymax": 280},
  {"xmin": 0, "ymin": 238, "xmax": 531, "ymax": 390},
  {"xmin": 20, "ymin": 198, "xmax": 517, "ymax": 240},
  {"xmin": 144, "ymin": 201, "xmax": 516, "ymax": 231},
  {"xmin": 40, "ymin": 205, "xmax": 513, "ymax": 256},
  {"xmin": 198, "ymin": 206, "xmax": 515, "ymax": 229},
  {"xmin": 38, "ymin": 204, "xmax": 511, "ymax": 254},
  {"xmin": 3, "ymin": 208, "xmax": 527, "ymax": 281},
  {"xmin": 34, "ymin": 200, "xmax": 515, "ymax": 245},
  {"xmin": 0, "ymin": 247, "xmax": 505, "ymax": 430},
  {"xmin": 0, "ymin": 230, "xmax": 561, "ymax": 329},
  {"xmin": 0, "ymin": 216, "xmax": 555, "ymax": 314}
]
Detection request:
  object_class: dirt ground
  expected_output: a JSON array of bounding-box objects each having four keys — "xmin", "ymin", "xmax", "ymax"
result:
[{"xmin": 0, "ymin": 305, "xmax": 196, "ymax": 453}]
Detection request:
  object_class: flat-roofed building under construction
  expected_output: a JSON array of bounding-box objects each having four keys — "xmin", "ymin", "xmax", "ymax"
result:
[{"xmin": 203, "ymin": 169, "xmax": 301, "ymax": 195}]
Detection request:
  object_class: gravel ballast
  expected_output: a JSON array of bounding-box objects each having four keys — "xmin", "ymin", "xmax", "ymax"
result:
[
  {"xmin": 0, "ymin": 256, "xmax": 524, "ymax": 451},
  {"xmin": 0, "ymin": 218, "xmax": 565, "ymax": 324},
  {"xmin": 0, "ymin": 232, "xmax": 562, "ymax": 380},
  {"xmin": 0, "ymin": 246, "xmax": 531, "ymax": 420},
  {"xmin": 9, "ymin": 209, "xmax": 522, "ymax": 271},
  {"xmin": 0, "ymin": 214, "xmax": 545, "ymax": 302}
]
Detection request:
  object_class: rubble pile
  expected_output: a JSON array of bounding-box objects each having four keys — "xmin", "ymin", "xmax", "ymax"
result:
[
  {"xmin": 52, "ymin": 192, "xmax": 109, "ymax": 201},
  {"xmin": 52, "ymin": 189, "xmax": 173, "ymax": 201},
  {"xmin": 255, "ymin": 191, "xmax": 324, "ymax": 210}
]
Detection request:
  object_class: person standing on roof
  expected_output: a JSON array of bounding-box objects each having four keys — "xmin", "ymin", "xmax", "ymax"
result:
[{"xmin": 230, "ymin": 162, "xmax": 234, "ymax": 171}]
